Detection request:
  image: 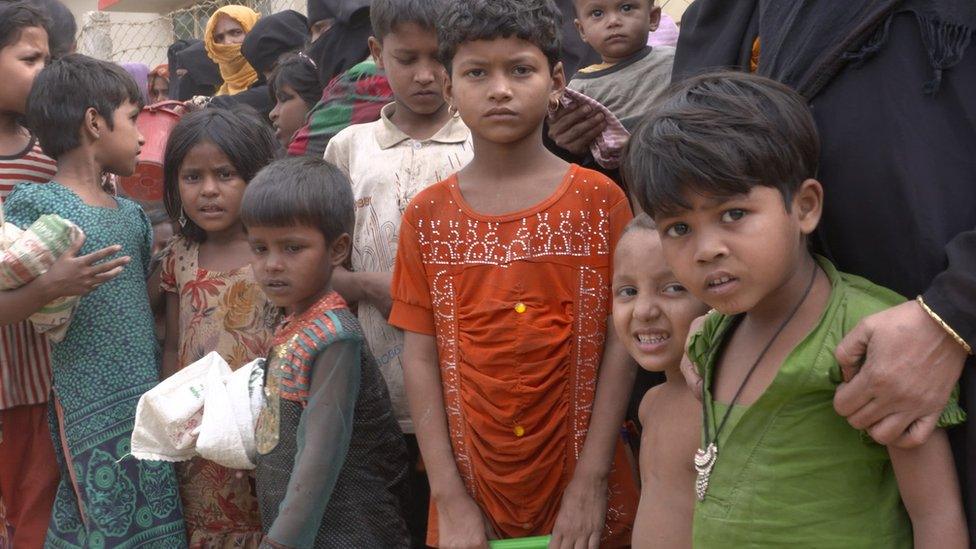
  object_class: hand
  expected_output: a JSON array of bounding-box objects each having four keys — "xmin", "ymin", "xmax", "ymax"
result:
[
  {"xmin": 38, "ymin": 234, "xmax": 130, "ymax": 299},
  {"xmin": 363, "ymin": 271, "xmax": 393, "ymax": 319},
  {"xmin": 549, "ymin": 474, "xmax": 608, "ymax": 549},
  {"xmin": 548, "ymin": 104, "xmax": 607, "ymax": 157},
  {"xmin": 679, "ymin": 314, "xmax": 708, "ymax": 401},
  {"xmin": 834, "ymin": 300, "xmax": 967, "ymax": 448},
  {"xmin": 437, "ymin": 491, "xmax": 492, "ymax": 549}
]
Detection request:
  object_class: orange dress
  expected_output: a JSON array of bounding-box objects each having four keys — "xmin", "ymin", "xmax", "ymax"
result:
[{"xmin": 390, "ymin": 165, "xmax": 638, "ymax": 546}]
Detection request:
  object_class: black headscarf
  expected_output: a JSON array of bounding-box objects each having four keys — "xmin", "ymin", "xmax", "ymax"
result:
[
  {"xmin": 167, "ymin": 39, "xmax": 192, "ymax": 100},
  {"xmin": 305, "ymin": 0, "xmax": 373, "ymax": 86},
  {"xmin": 241, "ymin": 10, "xmax": 309, "ymax": 76},
  {"xmin": 174, "ymin": 40, "xmax": 223, "ymax": 101}
]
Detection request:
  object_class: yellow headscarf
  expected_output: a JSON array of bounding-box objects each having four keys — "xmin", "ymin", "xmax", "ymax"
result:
[{"xmin": 204, "ymin": 5, "xmax": 261, "ymax": 96}]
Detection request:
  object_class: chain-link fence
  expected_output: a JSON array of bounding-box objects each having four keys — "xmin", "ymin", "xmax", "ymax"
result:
[
  {"xmin": 77, "ymin": 0, "xmax": 691, "ymax": 67},
  {"xmin": 77, "ymin": 0, "xmax": 304, "ymax": 67}
]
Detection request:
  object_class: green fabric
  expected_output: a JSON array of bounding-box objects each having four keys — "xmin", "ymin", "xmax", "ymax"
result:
[{"xmin": 687, "ymin": 256, "xmax": 965, "ymax": 548}]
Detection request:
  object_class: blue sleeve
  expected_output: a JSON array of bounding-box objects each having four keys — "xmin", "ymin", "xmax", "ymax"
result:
[
  {"xmin": 266, "ymin": 338, "xmax": 361, "ymax": 548},
  {"xmin": 2, "ymin": 184, "xmax": 43, "ymax": 230}
]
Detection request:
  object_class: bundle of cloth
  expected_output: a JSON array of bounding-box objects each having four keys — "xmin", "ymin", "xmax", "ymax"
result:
[
  {"xmin": 0, "ymin": 213, "xmax": 83, "ymax": 342},
  {"xmin": 131, "ymin": 352, "xmax": 265, "ymax": 470}
]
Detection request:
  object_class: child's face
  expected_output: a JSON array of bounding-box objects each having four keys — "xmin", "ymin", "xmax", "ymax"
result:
[
  {"xmin": 653, "ymin": 182, "xmax": 823, "ymax": 315},
  {"xmin": 270, "ymin": 83, "xmax": 310, "ymax": 148},
  {"xmin": 149, "ymin": 77, "xmax": 169, "ymax": 104},
  {"xmin": 613, "ymin": 228, "xmax": 707, "ymax": 373},
  {"xmin": 445, "ymin": 36, "xmax": 565, "ymax": 145},
  {"xmin": 94, "ymin": 100, "xmax": 144, "ymax": 177},
  {"xmin": 0, "ymin": 26, "xmax": 49, "ymax": 116},
  {"xmin": 177, "ymin": 141, "xmax": 247, "ymax": 237},
  {"xmin": 247, "ymin": 224, "xmax": 351, "ymax": 315},
  {"xmin": 370, "ymin": 23, "xmax": 447, "ymax": 118},
  {"xmin": 575, "ymin": 0, "xmax": 660, "ymax": 63},
  {"xmin": 212, "ymin": 14, "xmax": 247, "ymax": 45},
  {"xmin": 152, "ymin": 220, "xmax": 174, "ymax": 256}
]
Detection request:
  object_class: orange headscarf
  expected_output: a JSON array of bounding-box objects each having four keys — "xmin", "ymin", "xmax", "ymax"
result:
[{"xmin": 204, "ymin": 5, "xmax": 260, "ymax": 96}]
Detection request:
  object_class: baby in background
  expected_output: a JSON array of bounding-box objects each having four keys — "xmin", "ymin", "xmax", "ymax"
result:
[
  {"xmin": 612, "ymin": 213, "xmax": 707, "ymax": 548},
  {"xmin": 568, "ymin": 0, "xmax": 674, "ymax": 126}
]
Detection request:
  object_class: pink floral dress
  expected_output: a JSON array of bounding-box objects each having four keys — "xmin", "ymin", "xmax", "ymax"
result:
[{"xmin": 161, "ymin": 237, "xmax": 276, "ymax": 548}]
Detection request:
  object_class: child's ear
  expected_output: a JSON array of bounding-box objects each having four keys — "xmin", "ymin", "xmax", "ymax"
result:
[
  {"xmin": 794, "ymin": 179, "xmax": 824, "ymax": 235},
  {"xmin": 367, "ymin": 36, "xmax": 384, "ymax": 69},
  {"xmin": 329, "ymin": 233, "xmax": 352, "ymax": 267},
  {"xmin": 550, "ymin": 60, "xmax": 567, "ymax": 98},
  {"xmin": 649, "ymin": 6, "xmax": 662, "ymax": 32},
  {"xmin": 574, "ymin": 18, "xmax": 588, "ymax": 44},
  {"xmin": 442, "ymin": 73, "xmax": 454, "ymax": 112},
  {"xmin": 83, "ymin": 107, "xmax": 101, "ymax": 140}
]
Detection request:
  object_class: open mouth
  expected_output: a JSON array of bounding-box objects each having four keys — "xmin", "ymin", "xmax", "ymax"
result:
[
  {"xmin": 633, "ymin": 331, "xmax": 670, "ymax": 352},
  {"xmin": 705, "ymin": 273, "xmax": 739, "ymax": 294}
]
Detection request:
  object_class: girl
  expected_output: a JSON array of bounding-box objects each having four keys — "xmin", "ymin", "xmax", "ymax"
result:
[
  {"xmin": 241, "ymin": 156, "xmax": 410, "ymax": 548},
  {"xmin": 611, "ymin": 215, "xmax": 708, "ymax": 548},
  {"xmin": 160, "ymin": 108, "xmax": 278, "ymax": 547},
  {"xmin": 204, "ymin": 5, "xmax": 260, "ymax": 96},
  {"xmin": 268, "ymin": 53, "xmax": 324, "ymax": 148}
]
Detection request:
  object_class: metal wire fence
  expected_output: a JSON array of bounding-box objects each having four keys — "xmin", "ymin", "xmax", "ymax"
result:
[
  {"xmin": 76, "ymin": 0, "xmax": 691, "ymax": 67},
  {"xmin": 77, "ymin": 0, "xmax": 304, "ymax": 66}
]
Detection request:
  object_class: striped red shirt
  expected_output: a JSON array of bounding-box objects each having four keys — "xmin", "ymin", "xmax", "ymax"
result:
[{"xmin": 0, "ymin": 136, "xmax": 57, "ymax": 409}]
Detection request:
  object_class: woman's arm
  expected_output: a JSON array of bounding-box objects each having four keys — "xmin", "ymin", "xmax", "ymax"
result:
[{"xmin": 889, "ymin": 429, "xmax": 968, "ymax": 548}]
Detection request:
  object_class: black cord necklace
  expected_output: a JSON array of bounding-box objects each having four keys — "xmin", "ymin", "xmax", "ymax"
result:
[{"xmin": 694, "ymin": 264, "xmax": 819, "ymax": 502}]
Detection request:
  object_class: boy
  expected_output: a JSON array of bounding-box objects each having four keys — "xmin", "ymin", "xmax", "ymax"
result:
[
  {"xmin": 324, "ymin": 0, "xmax": 471, "ymax": 544},
  {"xmin": 390, "ymin": 0, "xmax": 638, "ymax": 546},
  {"xmin": 610, "ymin": 214, "xmax": 707, "ymax": 548},
  {"xmin": 624, "ymin": 71, "xmax": 967, "ymax": 547},
  {"xmin": 0, "ymin": 3, "xmax": 59, "ymax": 546},
  {"xmin": 242, "ymin": 156, "xmax": 409, "ymax": 548},
  {"xmin": 1, "ymin": 54, "xmax": 186, "ymax": 546},
  {"xmin": 568, "ymin": 0, "xmax": 673, "ymax": 125}
]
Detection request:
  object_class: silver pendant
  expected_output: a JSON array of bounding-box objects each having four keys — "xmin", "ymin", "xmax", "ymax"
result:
[{"xmin": 694, "ymin": 443, "xmax": 718, "ymax": 501}]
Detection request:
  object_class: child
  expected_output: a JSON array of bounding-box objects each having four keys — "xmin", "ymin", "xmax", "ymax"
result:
[
  {"xmin": 269, "ymin": 53, "xmax": 324, "ymax": 149},
  {"xmin": 0, "ymin": 3, "xmax": 59, "ymax": 546},
  {"xmin": 611, "ymin": 214, "xmax": 707, "ymax": 548},
  {"xmin": 390, "ymin": 0, "xmax": 639, "ymax": 545},
  {"xmin": 241, "ymin": 156, "xmax": 410, "ymax": 548},
  {"xmin": 568, "ymin": 0, "xmax": 673, "ymax": 125},
  {"xmin": 1, "ymin": 54, "xmax": 186, "ymax": 545},
  {"xmin": 323, "ymin": 2, "xmax": 471, "ymax": 542},
  {"xmin": 624, "ymin": 71, "xmax": 968, "ymax": 547},
  {"xmin": 160, "ymin": 107, "xmax": 278, "ymax": 546}
]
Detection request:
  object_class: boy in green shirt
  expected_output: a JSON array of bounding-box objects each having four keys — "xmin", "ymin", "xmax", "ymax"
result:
[{"xmin": 623, "ymin": 71, "xmax": 967, "ymax": 548}]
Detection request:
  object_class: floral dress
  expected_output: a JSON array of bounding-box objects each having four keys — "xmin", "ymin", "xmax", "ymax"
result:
[{"xmin": 161, "ymin": 237, "xmax": 276, "ymax": 548}]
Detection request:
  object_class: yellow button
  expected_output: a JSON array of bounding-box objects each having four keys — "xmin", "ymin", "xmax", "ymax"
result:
[
  {"xmin": 513, "ymin": 425, "xmax": 525, "ymax": 437},
  {"xmin": 514, "ymin": 303, "xmax": 526, "ymax": 314}
]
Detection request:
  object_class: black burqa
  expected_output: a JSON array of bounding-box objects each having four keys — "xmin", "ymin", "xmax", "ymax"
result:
[
  {"xmin": 674, "ymin": 0, "xmax": 976, "ymax": 537},
  {"xmin": 211, "ymin": 10, "xmax": 311, "ymax": 120},
  {"xmin": 306, "ymin": 0, "xmax": 373, "ymax": 86},
  {"xmin": 172, "ymin": 40, "xmax": 223, "ymax": 101}
]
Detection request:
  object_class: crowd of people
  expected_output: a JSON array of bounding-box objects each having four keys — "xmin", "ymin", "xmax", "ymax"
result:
[{"xmin": 0, "ymin": 0, "xmax": 974, "ymax": 547}]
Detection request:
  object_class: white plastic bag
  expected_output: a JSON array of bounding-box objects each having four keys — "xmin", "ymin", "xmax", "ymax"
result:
[
  {"xmin": 197, "ymin": 358, "xmax": 265, "ymax": 469},
  {"xmin": 131, "ymin": 352, "xmax": 219, "ymax": 462}
]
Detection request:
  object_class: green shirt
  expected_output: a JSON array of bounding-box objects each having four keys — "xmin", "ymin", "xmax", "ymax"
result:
[{"xmin": 687, "ymin": 257, "xmax": 965, "ymax": 548}]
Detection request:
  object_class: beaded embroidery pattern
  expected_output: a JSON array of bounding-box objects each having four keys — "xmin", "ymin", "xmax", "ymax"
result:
[{"xmin": 404, "ymin": 168, "xmax": 632, "ymax": 536}]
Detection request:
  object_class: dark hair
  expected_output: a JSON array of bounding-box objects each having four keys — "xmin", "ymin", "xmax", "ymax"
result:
[
  {"xmin": 162, "ymin": 107, "xmax": 278, "ymax": 242},
  {"xmin": 0, "ymin": 1, "xmax": 49, "ymax": 51},
  {"xmin": 35, "ymin": 0, "xmax": 75, "ymax": 59},
  {"xmin": 437, "ymin": 0, "xmax": 562, "ymax": 73},
  {"xmin": 26, "ymin": 54, "xmax": 144, "ymax": 159},
  {"xmin": 241, "ymin": 156, "xmax": 354, "ymax": 243},
  {"xmin": 371, "ymin": 0, "xmax": 442, "ymax": 42},
  {"xmin": 268, "ymin": 53, "xmax": 323, "ymax": 108},
  {"xmin": 623, "ymin": 71, "xmax": 820, "ymax": 218}
]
